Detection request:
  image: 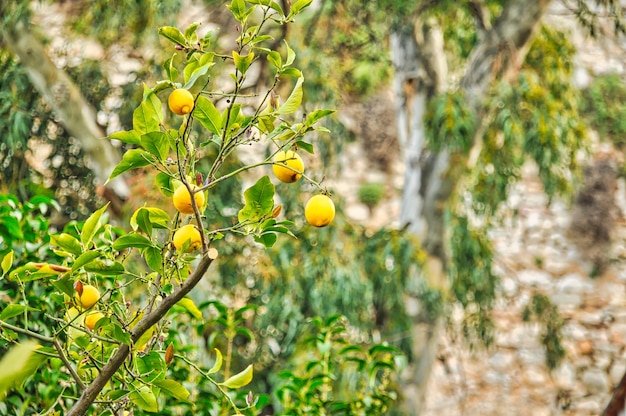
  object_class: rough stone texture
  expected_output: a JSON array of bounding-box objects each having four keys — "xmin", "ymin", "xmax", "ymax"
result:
[{"xmin": 420, "ymin": 160, "xmax": 626, "ymax": 415}]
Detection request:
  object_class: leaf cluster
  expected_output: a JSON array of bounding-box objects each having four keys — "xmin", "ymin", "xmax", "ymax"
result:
[{"xmin": 276, "ymin": 315, "xmax": 403, "ymax": 415}]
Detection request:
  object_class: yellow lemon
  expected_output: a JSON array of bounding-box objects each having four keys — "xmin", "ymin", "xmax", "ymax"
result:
[
  {"xmin": 305, "ymin": 194, "xmax": 335, "ymax": 227},
  {"xmin": 76, "ymin": 284, "xmax": 100, "ymax": 309},
  {"xmin": 272, "ymin": 150, "xmax": 304, "ymax": 183},
  {"xmin": 173, "ymin": 184, "xmax": 206, "ymax": 215},
  {"xmin": 173, "ymin": 224, "xmax": 202, "ymax": 252},
  {"xmin": 84, "ymin": 311, "xmax": 105, "ymax": 331},
  {"xmin": 168, "ymin": 88, "xmax": 195, "ymax": 115}
]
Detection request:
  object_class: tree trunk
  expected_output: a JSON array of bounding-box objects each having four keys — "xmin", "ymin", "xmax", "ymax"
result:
[
  {"xmin": 394, "ymin": 0, "xmax": 550, "ymax": 414},
  {"xmin": 1, "ymin": 21, "xmax": 130, "ymax": 201},
  {"xmin": 391, "ymin": 17, "xmax": 448, "ymax": 414}
]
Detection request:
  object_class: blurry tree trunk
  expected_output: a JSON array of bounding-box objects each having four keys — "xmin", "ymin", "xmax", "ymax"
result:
[
  {"xmin": 393, "ymin": 0, "xmax": 549, "ymax": 414},
  {"xmin": 1, "ymin": 21, "xmax": 129, "ymax": 202}
]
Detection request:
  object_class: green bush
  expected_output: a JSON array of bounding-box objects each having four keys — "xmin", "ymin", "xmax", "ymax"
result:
[{"xmin": 581, "ymin": 73, "xmax": 626, "ymax": 147}]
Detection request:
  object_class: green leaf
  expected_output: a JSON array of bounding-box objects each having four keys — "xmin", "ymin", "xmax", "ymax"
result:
[
  {"xmin": 135, "ymin": 326, "xmax": 155, "ymax": 350},
  {"xmin": 133, "ymin": 88, "xmax": 163, "ymax": 134},
  {"xmin": 232, "ymin": 50, "xmax": 255, "ymax": 74},
  {"xmin": 51, "ymin": 274, "xmax": 75, "ymax": 298},
  {"xmin": 107, "ymin": 389, "xmax": 130, "ymax": 401},
  {"xmin": 136, "ymin": 351, "xmax": 166, "ymax": 381},
  {"xmin": 1, "ymin": 250, "xmax": 13, "ymax": 278},
  {"xmin": 0, "ymin": 216, "xmax": 22, "ymax": 240},
  {"xmin": 163, "ymin": 54, "xmax": 179, "ymax": 83},
  {"xmin": 141, "ymin": 132, "xmax": 170, "ymax": 162},
  {"xmin": 250, "ymin": 34, "xmax": 274, "ymax": 45},
  {"xmin": 130, "ymin": 385, "xmax": 159, "ymax": 413},
  {"xmin": 0, "ymin": 341, "xmax": 43, "ymax": 400},
  {"xmin": 221, "ymin": 364, "xmax": 253, "ymax": 389},
  {"xmin": 254, "ymin": 233, "xmax": 277, "ymax": 247},
  {"xmin": 183, "ymin": 53, "xmax": 215, "ymax": 90},
  {"xmin": 130, "ymin": 207, "xmax": 171, "ymax": 234},
  {"xmin": 290, "ymin": 0, "xmax": 313, "ymax": 15},
  {"xmin": 281, "ymin": 67, "xmax": 302, "ymax": 78},
  {"xmin": 81, "ymin": 203, "xmax": 109, "ymax": 249},
  {"xmin": 113, "ymin": 234, "xmax": 154, "ymax": 251},
  {"xmin": 266, "ymin": 50, "xmax": 282, "ymax": 70},
  {"xmin": 194, "ymin": 96, "xmax": 222, "ymax": 136},
  {"xmin": 9, "ymin": 266, "xmax": 60, "ymax": 282},
  {"xmin": 155, "ymin": 172, "xmax": 175, "ymax": 197},
  {"xmin": 144, "ymin": 246, "xmax": 163, "ymax": 272},
  {"xmin": 184, "ymin": 22, "xmax": 201, "ymax": 39},
  {"xmin": 227, "ymin": 0, "xmax": 247, "ymax": 22},
  {"xmin": 107, "ymin": 129, "xmax": 141, "ymax": 145},
  {"xmin": 50, "ymin": 233, "xmax": 82, "ymax": 257},
  {"xmin": 72, "ymin": 251, "xmax": 101, "ymax": 271},
  {"xmin": 295, "ymin": 140, "xmax": 314, "ymax": 154},
  {"xmin": 154, "ymin": 379, "xmax": 191, "ymax": 403},
  {"xmin": 108, "ymin": 149, "xmax": 154, "ymax": 181},
  {"xmin": 110, "ymin": 324, "xmax": 132, "ymax": 346},
  {"xmin": 284, "ymin": 40, "xmax": 296, "ymax": 66},
  {"xmin": 158, "ymin": 26, "xmax": 186, "ymax": 48},
  {"xmin": 175, "ymin": 298, "xmax": 202, "ymax": 320},
  {"xmin": 238, "ymin": 176, "xmax": 275, "ymax": 224},
  {"xmin": 277, "ymin": 77, "xmax": 303, "ymax": 114},
  {"xmin": 305, "ymin": 109, "xmax": 335, "ymax": 126},
  {"xmin": 0, "ymin": 304, "xmax": 32, "ymax": 321},
  {"xmin": 83, "ymin": 260, "xmax": 125, "ymax": 276},
  {"xmin": 208, "ymin": 348, "xmax": 223, "ymax": 374}
]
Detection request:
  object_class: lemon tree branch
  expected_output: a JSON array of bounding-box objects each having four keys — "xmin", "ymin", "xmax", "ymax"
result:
[{"xmin": 66, "ymin": 249, "xmax": 218, "ymax": 416}]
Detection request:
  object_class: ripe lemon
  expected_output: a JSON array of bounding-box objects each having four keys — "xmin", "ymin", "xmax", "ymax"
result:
[
  {"xmin": 305, "ymin": 194, "xmax": 335, "ymax": 227},
  {"xmin": 173, "ymin": 184, "xmax": 206, "ymax": 215},
  {"xmin": 272, "ymin": 150, "xmax": 304, "ymax": 183},
  {"xmin": 168, "ymin": 88, "xmax": 195, "ymax": 115},
  {"xmin": 173, "ymin": 224, "xmax": 202, "ymax": 252},
  {"xmin": 84, "ymin": 311, "xmax": 105, "ymax": 331},
  {"xmin": 77, "ymin": 284, "xmax": 100, "ymax": 309}
]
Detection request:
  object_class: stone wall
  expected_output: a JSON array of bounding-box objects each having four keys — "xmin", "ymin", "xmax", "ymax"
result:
[{"xmin": 423, "ymin": 159, "xmax": 626, "ymax": 415}]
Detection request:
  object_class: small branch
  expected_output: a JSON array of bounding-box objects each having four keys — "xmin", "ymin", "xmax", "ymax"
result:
[
  {"xmin": 66, "ymin": 250, "xmax": 218, "ymax": 416},
  {"xmin": 53, "ymin": 339, "xmax": 86, "ymax": 390},
  {"xmin": 176, "ymin": 354, "xmax": 241, "ymax": 413},
  {"xmin": 0, "ymin": 319, "xmax": 54, "ymax": 343},
  {"xmin": 467, "ymin": 0, "xmax": 492, "ymax": 32}
]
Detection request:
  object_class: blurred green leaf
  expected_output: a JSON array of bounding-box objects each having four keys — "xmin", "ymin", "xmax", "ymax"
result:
[
  {"xmin": 158, "ymin": 26, "xmax": 186, "ymax": 48},
  {"xmin": 221, "ymin": 364, "xmax": 253, "ymax": 389}
]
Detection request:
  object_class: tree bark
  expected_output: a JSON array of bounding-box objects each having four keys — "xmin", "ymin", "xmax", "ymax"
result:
[
  {"xmin": 1, "ymin": 21, "xmax": 130, "ymax": 200},
  {"xmin": 391, "ymin": 17, "xmax": 448, "ymax": 414},
  {"xmin": 394, "ymin": 0, "xmax": 550, "ymax": 414}
]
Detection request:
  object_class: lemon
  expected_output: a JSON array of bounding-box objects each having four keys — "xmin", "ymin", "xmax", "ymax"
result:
[
  {"xmin": 173, "ymin": 184, "xmax": 206, "ymax": 215},
  {"xmin": 76, "ymin": 284, "xmax": 100, "ymax": 309},
  {"xmin": 168, "ymin": 88, "xmax": 195, "ymax": 115},
  {"xmin": 84, "ymin": 311, "xmax": 105, "ymax": 331},
  {"xmin": 272, "ymin": 150, "xmax": 304, "ymax": 183},
  {"xmin": 173, "ymin": 224, "xmax": 202, "ymax": 252},
  {"xmin": 305, "ymin": 194, "xmax": 335, "ymax": 227}
]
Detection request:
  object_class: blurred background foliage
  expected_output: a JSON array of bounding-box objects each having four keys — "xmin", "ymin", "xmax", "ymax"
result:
[{"xmin": 1, "ymin": 0, "xmax": 626, "ymax": 414}]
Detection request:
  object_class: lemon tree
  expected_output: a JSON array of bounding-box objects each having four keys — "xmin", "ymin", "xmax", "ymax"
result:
[{"xmin": 0, "ymin": 1, "xmax": 336, "ymax": 414}]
